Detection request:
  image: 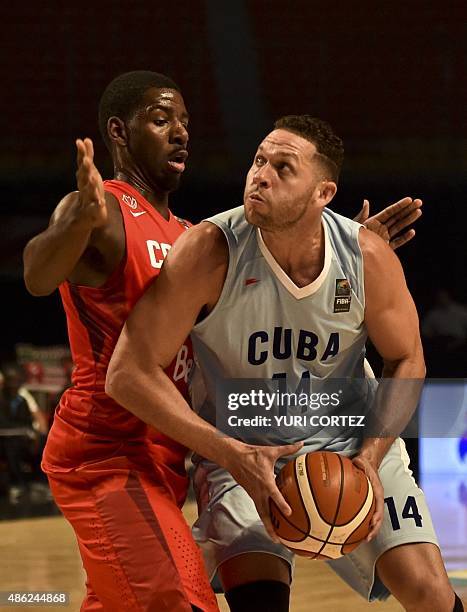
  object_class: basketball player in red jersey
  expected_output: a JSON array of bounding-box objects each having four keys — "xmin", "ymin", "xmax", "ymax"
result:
[{"xmin": 23, "ymin": 71, "xmax": 219, "ymax": 612}]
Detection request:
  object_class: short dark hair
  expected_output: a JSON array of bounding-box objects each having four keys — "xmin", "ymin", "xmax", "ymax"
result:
[
  {"xmin": 274, "ymin": 115, "xmax": 344, "ymax": 181},
  {"xmin": 98, "ymin": 70, "xmax": 180, "ymax": 149}
]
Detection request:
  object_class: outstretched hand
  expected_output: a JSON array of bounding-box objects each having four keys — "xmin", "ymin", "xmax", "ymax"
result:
[
  {"xmin": 75, "ymin": 138, "xmax": 107, "ymax": 229},
  {"xmin": 354, "ymin": 197, "xmax": 422, "ymax": 250}
]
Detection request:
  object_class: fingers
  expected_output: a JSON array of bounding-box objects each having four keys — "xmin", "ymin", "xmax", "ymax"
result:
[
  {"xmin": 389, "ymin": 229, "xmax": 415, "ymax": 250},
  {"xmin": 76, "ymin": 139, "xmax": 86, "ymax": 168},
  {"xmin": 260, "ymin": 506, "xmax": 282, "ymax": 543},
  {"xmin": 354, "ymin": 199, "xmax": 370, "ymax": 224},
  {"xmin": 75, "ymin": 137, "xmax": 104, "ymax": 203},
  {"xmin": 251, "ymin": 472, "xmax": 290, "ymax": 542},
  {"xmin": 376, "ymin": 197, "xmax": 414, "ymax": 224},
  {"xmin": 352, "ymin": 456, "xmax": 367, "ymax": 477},
  {"xmin": 259, "ymin": 441, "xmax": 303, "ymax": 540},
  {"xmin": 366, "ymin": 480, "xmax": 384, "ymax": 541},
  {"xmin": 365, "ymin": 472, "xmax": 384, "ymax": 541},
  {"xmin": 387, "ymin": 206, "xmax": 422, "ymax": 237},
  {"xmin": 352, "ymin": 456, "xmax": 384, "ymax": 541},
  {"xmin": 76, "ymin": 138, "xmax": 95, "ymax": 171},
  {"xmin": 269, "ymin": 480, "xmax": 292, "ymax": 517},
  {"xmin": 362, "ymin": 199, "xmax": 370, "ymax": 221},
  {"xmin": 260, "ymin": 484, "xmax": 290, "ymax": 542},
  {"xmin": 367, "ymin": 511, "xmax": 383, "ymax": 541},
  {"xmin": 84, "ymin": 137, "xmax": 95, "ymax": 160},
  {"xmin": 385, "ymin": 198, "xmax": 423, "ymax": 228},
  {"xmin": 251, "ymin": 443, "xmax": 301, "ymax": 542},
  {"xmin": 273, "ymin": 441, "xmax": 304, "ymax": 460}
]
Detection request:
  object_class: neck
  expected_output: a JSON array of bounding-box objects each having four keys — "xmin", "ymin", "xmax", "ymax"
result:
[
  {"xmin": 260, "ymin": 213, "xmax": 325, "ymax": 287},
  {"xmin": 114, "ymin": 170, "xmax": 170, "ymax": 218}
]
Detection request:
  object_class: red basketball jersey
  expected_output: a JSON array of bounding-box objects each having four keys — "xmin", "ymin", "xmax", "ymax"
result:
[{"xmin": 43, "ymin": 180, "xmax": 193, "ymax": 500}]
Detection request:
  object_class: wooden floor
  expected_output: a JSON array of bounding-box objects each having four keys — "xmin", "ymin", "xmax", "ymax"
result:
[{"xmin": 0, "ymin": 504, "xmax": 465, "ymax": 611}]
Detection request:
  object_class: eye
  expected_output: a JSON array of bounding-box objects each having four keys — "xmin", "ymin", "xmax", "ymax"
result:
[
  {"xmin": 255, "ymin": 155, "xmax": 265, "ymax": 166},
  {"xmin": 277, "ymin": 162, "xmax": 291, "ymax": 173},
  {"xmin": 153, "ymin": 119, "xmax": 168, "ymax": 126}
]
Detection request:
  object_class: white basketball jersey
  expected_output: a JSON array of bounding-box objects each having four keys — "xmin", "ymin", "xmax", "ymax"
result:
[{"xmin": 190, "ymin": 205, "xmax": 375, "ymax": 453}]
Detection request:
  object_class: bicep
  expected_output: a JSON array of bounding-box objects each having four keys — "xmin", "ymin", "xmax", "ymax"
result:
[
  {"xmin": 113, "ymin": 224, "xmax": 227, "ymax": 373},
  {"xmin": 362, "ymin": 231, "xmax": 421, "ymax": 362},
  {"xmin": 121, "ymin": 266, "xmax": 205, "ymax": 371}
]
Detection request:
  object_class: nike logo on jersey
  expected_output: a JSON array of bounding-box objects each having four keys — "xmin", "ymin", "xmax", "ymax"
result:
[
  {"xmin": 122, "ymin": 194, "xmax": 146, "ymax": 217},
  {"xmin": 245, "ymin": 278, "xmax": 259, "ymax": 286}
]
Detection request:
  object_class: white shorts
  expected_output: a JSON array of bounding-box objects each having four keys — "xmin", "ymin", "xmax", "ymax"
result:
[{"xmin": 192, "ymin": 438, "xmax": 439, "ymax": 601}]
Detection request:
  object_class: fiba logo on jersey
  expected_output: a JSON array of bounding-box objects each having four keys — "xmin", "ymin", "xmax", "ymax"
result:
[
  {"xmin": 333, "ymin": 278, "xmax": 351, "ymax": 313},
  {"xmin": 122, "ymin": 194, "xmax": 138, "ymax": 209}
]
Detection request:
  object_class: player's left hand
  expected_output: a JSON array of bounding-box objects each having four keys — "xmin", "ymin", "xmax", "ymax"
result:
[
  {"xmin": 351, "ymin": 454, "xmax": 384, "ymax": 541},
  {"xmin": 354, "ymin": 197, "xmax": 422, "ymax": 250}
]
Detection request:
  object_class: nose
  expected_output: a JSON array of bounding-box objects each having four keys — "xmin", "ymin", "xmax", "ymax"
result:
[
  {"xmin": 170, "ymin": 120, "xmax": 189, "ymax": 147},
  {"xmin": 252, "ymin": 164, "xmax": 270, "ymax": 189}
]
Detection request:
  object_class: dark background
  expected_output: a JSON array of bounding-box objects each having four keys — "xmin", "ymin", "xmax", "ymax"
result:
[{"xmin": 1, "ymin": 0, "xmax": 466, "ymax": 365}]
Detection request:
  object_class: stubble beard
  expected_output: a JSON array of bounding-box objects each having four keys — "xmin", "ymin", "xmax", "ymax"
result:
[{"xmin": 246, "ymin": 200, "xmax": 308, "ymax": 232}]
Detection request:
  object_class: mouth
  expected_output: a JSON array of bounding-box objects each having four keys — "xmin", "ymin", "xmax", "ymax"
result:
[
  {"xmin": 247, "ymin": 192, "xmax": 265, "ymax": 203},
  {"xmin": 167, "ymin": 149, "xmax": 188, "ymax": 173}
]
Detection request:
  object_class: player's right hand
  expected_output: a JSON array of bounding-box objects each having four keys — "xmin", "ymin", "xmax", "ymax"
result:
[
  {"xmin": 75, "ymin": 138, "xmax": 107, "ymax": 229},
  {"xmin": 223, "ymin": 439, "xmax": 304, "ymax": 543}
]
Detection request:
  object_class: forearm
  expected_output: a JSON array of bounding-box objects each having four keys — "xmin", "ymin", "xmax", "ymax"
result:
[
  {"xmin": 360, "ymin": 353, "xmax": 425, "ymax": 467},
  {"xmin": 357, "ymin": 437, "xmax": 395, "ymax": 468},
  {"xmin": 381, "ymin": 349, "xmax": 425, "ymax": 379},
  {"xmin": 106, "ymin": 365, "xmax": 241, "ymax": 468},
  {"xmin": 23, "ymin": 217, "xmax": 92, "ymax": 295}
]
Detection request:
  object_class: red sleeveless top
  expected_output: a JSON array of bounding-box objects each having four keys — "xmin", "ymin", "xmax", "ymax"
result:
[{"xmin": 42, "ymin": 180, "xmax": 193, "ymax": 503}]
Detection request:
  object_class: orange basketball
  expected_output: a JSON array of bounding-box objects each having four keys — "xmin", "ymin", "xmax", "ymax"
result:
[{"xmin": 269, "ymin": 451, "xmax": 375, "ymax": 559}]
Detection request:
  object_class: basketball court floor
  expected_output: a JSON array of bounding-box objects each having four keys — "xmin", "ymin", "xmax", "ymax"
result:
[{"xmin": 1, "ymin": 498, "xmax": 465, "ymax": 611}]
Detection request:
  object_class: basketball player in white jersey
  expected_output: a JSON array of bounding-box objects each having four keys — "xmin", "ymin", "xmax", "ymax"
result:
[{"xmin": 107, "ymin": 116, "xmax": 463, "ymax": 611}]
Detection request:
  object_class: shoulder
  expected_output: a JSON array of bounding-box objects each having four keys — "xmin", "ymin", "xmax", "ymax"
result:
[
  {"xmin": 359, "ymin": 227, "xmax": 407, "ymax": 299},
  {"xmin": 359, "ymin": 226, "xmax": 396, "ymax": 268},
  {"xmin": 172, "ymin": 221, "xmax": 227, "ymax": 257},
  {"xmin": 165, "ymin": 221, "xmax": 228, "ymax": 276}
]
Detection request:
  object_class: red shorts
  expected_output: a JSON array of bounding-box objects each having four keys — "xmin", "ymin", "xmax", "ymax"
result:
[{"xmin": 47, "ymin": 456, "xmax": 218, "ymax": 612}]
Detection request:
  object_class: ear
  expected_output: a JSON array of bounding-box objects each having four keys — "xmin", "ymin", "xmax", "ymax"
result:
[
  {"xmin": 107, "ymin": 116, "xmax": 128, "ymax": 147},
  {"xmin": 317, "ymin": 180, "xmax": 337, "ymax": 207}
]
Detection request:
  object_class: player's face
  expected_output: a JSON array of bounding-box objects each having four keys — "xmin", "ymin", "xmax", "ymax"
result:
[
  {"xmin": 127, "ymin": 87, "xmax": 189, "ymax": 192},
  {"xmin": 243, "ymin": 129, "xmax": 328, "ymax": 230}
]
